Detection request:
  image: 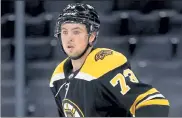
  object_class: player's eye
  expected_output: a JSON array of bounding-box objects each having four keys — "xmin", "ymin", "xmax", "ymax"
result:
[
  {"xmin": 73, "ymin": 31, "xmax": 80, "ymax": 35},
  {"xmin": 62, "ymin": 30, "xmax": 68, "ymax": 35}
]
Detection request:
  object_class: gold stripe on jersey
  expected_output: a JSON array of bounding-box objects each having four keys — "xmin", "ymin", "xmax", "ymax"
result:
[
  {"xmin": 130, "ymin": 88, "xmax": 159, "ymax": 115},
  {"xmin": 52, "ymin": 58, "xmax": 68, "ymax": 76},
  {"xmin": 49, "ymin": 58, "xmax": 68, "ymax": 87},
  {"xmin": 136, "ymin": 99, "xmax": 170, "ymax": 110},
  {"xmin": 80, "ymin": 48, "xmax": 127, "ymax": 79}
]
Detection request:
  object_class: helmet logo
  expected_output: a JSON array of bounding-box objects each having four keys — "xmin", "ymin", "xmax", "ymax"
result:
[
  {"xmin": 86, "ymin": 4, "xmax": 94, "ymax": 9},
  {"xmin": 63, "ymin": 12, "xmax": 76, "ymax": 16},
  {"xmin": 66, "ymin": 4, "xmax": 76, "ymax": 9}
]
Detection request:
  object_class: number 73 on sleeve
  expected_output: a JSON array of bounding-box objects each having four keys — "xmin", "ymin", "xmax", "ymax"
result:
[{"xmin": 110, "ymin": 69, "xmax": 139, "ymax": 95}]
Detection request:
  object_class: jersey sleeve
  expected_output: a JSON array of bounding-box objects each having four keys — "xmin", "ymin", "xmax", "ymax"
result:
[
  {"xmin": 49, "ymin": 60, "xmax": 67, "ymax": 117},
  {"xmin": 98, "ymin": 61, "xmax": 170, "ymax": 117}
]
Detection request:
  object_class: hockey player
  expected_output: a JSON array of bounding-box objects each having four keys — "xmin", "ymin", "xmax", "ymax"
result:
[{"xmin": 49, "ymin": 3, "xmax": 170, "ymax": 117}]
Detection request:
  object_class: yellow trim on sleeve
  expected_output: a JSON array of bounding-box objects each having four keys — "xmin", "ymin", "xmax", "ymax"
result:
[
  {"xmin": 136, "ymin": 99, "xmax": 170, "ymax": 110},
  {"xmin": 129, "ymin": 88, "xmax": 159, "ymax": 115}
]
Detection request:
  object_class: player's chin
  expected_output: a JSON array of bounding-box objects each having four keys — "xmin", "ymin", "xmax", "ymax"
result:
[
  {"xmin": 65, "ymin": 50, "xmax": 74, "ymax": 55},
  {"xmin": 68, "ymin": 52, "xmax": 82, "ymax": 59},
  {"xmin": 66, "ymin": 52, "xmax": 76, "ymax": 57}
]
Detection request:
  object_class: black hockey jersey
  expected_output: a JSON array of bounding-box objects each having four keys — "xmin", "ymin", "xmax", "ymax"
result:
[{"xmin": 49, "ymin": 48, "xmax": 170, "ymax": 117}]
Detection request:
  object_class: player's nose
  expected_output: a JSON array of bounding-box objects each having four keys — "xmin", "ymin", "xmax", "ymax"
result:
[{"xmin": 67, "ymin": 34, "xmax": 74, "ymax": 42}]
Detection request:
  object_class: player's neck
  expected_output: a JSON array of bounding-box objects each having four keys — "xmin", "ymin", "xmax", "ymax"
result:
[{"xmin": 71, "ymin": 47, "xmax": 92, "ymax": 72}]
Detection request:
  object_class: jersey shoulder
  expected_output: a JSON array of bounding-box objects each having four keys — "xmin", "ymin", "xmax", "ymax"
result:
[
  {"xmin": 79, "ymin": 48, "xmax": 128, "ymax": 79},
  {"xmin": 49, "ymin": 58, "xmax": 68, "ymax": 87}
]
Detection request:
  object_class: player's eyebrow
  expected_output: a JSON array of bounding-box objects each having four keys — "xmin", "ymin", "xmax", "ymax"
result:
[
  {"xmin": 71, "ymin": 27, "xmax": 84, "ymax": 31},
  {"xmin": 61, "ymin": 27, "xmax": 68, "ymax": 30},
  {"xmin": 61, "ymin": 27, "xmax": 84, "ymax": 31}
]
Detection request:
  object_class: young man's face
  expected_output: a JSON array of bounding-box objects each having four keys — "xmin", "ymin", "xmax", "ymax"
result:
[{"xmin": 60, "ymin": 23, "xmax": 93, "ymax": 58}]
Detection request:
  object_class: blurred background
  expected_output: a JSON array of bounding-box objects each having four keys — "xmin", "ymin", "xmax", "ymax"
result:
[{"xmin": 1, "ymin": 0, "xmax": 182, "ymax": 117}]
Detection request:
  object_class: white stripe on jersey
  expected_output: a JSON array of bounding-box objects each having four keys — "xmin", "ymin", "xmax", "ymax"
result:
[
  {"xmin": 142, "ymin": 93, "xmax": 165, "ymax": 103},
  {"xmin": 50, "ymin": 73, "xmax": 65, "ymax": 87},
  {"xmin": 75, "ymin": 72, "xmax": 96, "ymax": 81}
]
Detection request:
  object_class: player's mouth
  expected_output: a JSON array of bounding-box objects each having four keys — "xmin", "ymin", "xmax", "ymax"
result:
[{"xmin": 67, "ymin": 45, "xmax": 75, "ymax": 50}]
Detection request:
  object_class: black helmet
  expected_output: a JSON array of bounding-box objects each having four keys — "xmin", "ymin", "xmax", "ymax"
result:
[{"xmin": 54, "ymin": 3, "xmax": 100, "ymax": 38}]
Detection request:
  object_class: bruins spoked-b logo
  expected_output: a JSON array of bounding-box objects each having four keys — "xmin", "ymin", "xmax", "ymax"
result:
[{"xmin": 62, "ymin": 99, "xmax": 84, "ymax": 117}]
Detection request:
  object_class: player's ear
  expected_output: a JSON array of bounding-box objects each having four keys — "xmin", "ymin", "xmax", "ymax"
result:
[{"xmin": 89, "ymin": 32, "xmax": 96, "ymax": 44}]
